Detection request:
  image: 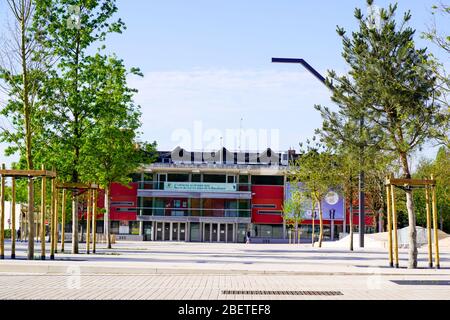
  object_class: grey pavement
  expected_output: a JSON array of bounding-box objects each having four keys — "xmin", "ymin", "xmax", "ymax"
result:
[{"xmin": 0, "ymin": 240, "xmax": 450, "ymax": 299}]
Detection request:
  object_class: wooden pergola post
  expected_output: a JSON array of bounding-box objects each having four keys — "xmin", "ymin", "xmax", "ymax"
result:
[
  {"xmin": 385, "ymin": 178, "xmax": 393, "ymax": 267},
  {"xmin": 54, "ymin": 184, "xmax": 58, "ymax": 254},
  {"xmin": 431, "ymin": 175, "xmax": 440, "ymax": 269},
  {"xmin": 390, "ymin": 180, "xmax": 399, "ymax": 268},
  {"xmin": 0, "ymin": 164, "xmax": 5, "ymax": 260},
  {"xmin": 50, "ymin": 177, "xmax": 55, "ymax": 260},
  {"xmin": 92, "ymin": 189, "xmax": 97, "ymax": 253},
  {"xmin": 61, "ymin": 189, "xmax": 66, "ymax": 253},
  {"xmin": 86, "ymin": 189, "xmax": 91, "ymax": 254},
  {"xmin": 425, "ymin": 185, "xmax": 433, "ymax": 268},
  {"xmin": 11, "ymin": 177, "xmax": 16, "ymax": 259},
  {"xmin": 41, "ymin": 164, "xmax": 47, "ymax": 260}
]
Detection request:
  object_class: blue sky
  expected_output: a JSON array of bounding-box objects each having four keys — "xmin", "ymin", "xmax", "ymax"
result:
[{"xmin": 0, "ymin": 0, "xmax": 448, "ymax": 167}]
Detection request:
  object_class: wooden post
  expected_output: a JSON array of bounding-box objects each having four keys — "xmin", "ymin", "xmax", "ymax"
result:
[
  {"xmin": 425, "ymin": 185, "xmax": 433, "ymax": 268},
  {"xmin": 72, "ymin": 192, "xmax": 79, "ymax": 254},
  {"xmin": 36, "ymin": 208, "xmax": 39, "ymax": 244},
  {"xmin": 431, "ymin": 175, "xmax": 440, "ymax": 269},
  {"xmin": 0, "ymin": 164, "xmax": 5, "ymax": 259},
  {"xmin": 54, "ymin": 184, "xmax": 58, "ymax": 254},
  {"xmin": 385, "ymin": 179, "xmax": 393, "ymax": 267},
  {"xmin": 27, "ymin": 177, "xmax": 34, "ymax": 260},
  {"xmin": 390, "ymin": 182, "xmax": 399, "ymax": 268},
  {"xmin": 92, "ymin": 189, "xmax": 97, "ymax": 253},
  {"xmin": 86, "ymin": 189, "xmax": 91, "ymax": 254},
  {"xmin": 11, "ymin": 177, "xmax": 16, "ymax": 259},
  {"xmin": 41, "ymin": 165, "xmax": 46, "ymax": 260},
  {"xmin": 50, "ymin": 178, "xmax": 55, "ymax": 260},
  {"xmin": 61, "ymin": 189, "xmax": 66, "ymax": 253}
]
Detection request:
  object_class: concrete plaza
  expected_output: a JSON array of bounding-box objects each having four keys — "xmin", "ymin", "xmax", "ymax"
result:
[{"xmin": 0, "ymin": 240, "xmax": 449, "ymax": 300}]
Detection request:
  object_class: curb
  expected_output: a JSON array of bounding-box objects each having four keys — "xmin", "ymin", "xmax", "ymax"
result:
[{"xmin": 0, "ymin": 263, "xmax": 448, "ymax": 276}]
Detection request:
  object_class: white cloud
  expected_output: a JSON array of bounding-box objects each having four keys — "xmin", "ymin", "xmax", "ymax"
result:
[{"xmin": 128, "ymin": 68, "xmax": 333, "ymax": 151}]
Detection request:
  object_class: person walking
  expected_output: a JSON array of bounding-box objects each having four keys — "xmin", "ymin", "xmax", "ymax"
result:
[
  {"xmin": 246, "ymin": 230, "xmax": 251, "ymax": 244},
  {"xmin": 17, "ymin": 228, "xmax": 21, "ymax": 242}
]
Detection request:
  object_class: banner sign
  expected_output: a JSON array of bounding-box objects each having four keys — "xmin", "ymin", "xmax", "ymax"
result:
[
  {"xmin": 285, "ymin": 182, "xmax": 344, "ymax": 220},
  {"xmin": 164, "ymin": 182, "xmax": 237, "ymax": 192}
]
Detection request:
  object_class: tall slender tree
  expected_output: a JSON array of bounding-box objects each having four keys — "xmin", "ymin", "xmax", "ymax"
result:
[
  {"xmin": 316, "ymin": 1, "xmax": 445, "ymax": 268},
  {"xmin": 32, "ymin": 0, "xmax": 127, "ymax": 253},
  {"xmin": 0, "ymin": 0, "xmax": 50, "ymax": 259},
  {"xmin": 78, "ymin": 54, "xmax": 156, "ymax": 249}
]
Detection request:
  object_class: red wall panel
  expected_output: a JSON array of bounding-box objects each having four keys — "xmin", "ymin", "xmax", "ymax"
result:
[{"xmin": 251, "ymin": 185, "xmax": 284, "ymax": 224}]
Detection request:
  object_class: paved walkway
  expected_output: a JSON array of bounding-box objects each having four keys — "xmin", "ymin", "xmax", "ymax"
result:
[
  {"xmin": 1, "ymin": 241, "xmax": 449, "ymax": 299},
  {"xmin": 1, "ymin": 240, "xmax": 449, "ymax": 275}
]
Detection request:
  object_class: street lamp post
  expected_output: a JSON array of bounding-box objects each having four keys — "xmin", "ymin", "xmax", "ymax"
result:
[{"xmin": 272, "ymin": 57, "xmax": 365, "ymax": 247}]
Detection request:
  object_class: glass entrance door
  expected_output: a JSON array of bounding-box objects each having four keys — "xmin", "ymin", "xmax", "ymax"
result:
[
  {"xmin": 219, "ymin": 224, "xmax": 226, "ymax": 242},
  {"xmin": 226, "ymin": 224, "xmax": 234, "ymax": 242},
  {"xmin": 172, "ymin": 223, "xmax": 178, "ymax": 241},
  {"xmin": 164, "ymin": 223, "xmax": 170, "ymax": 240},
  {"xmin": 204, "ymin": 223, "xmax": 211, "ymax": 242},
  {"xmin": 180, "ymin": 223, "xmax": 186, "ymax": 241},
  {"xmin": 212, "ymin": 223, "xmax": 218, "ymax": 242},
  {"xmin": 156, "ymin": 222, "xmax": 163, "ymax": 241}
]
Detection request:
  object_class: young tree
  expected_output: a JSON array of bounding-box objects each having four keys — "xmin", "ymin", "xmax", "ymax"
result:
[
  {"xmin": 317, "ymin": 1, "xmax": 445, "ymax": 268},
  {"xmin": 78, "ymin": 54, "xmax": 157, "ymax": 249},
  {"xmin": 0, "ymin": 0, "xmax": 51, "ymax": 259},
  {"xmin": 282, "ymin": 186, "xmax": 307, "ymax": 244},
  {"xmin": 32, "ymin": 0, "xmax": 127, "ymax": 253},
  {"xmin": 288, "ymin": 138, "xmax": 340, "ymax": 247}
]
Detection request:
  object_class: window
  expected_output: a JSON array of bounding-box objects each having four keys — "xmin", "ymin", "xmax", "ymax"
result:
[
  {"xmin": 238, "ymin": 175, "xmax": 249, "ymax": 183},
  {"xmin": 142, "ymin": 198, "xmax": 153, "ymax": 215},
  {"xmin": 252, "ymin": 204, "xmax": 276, "ymax": 209},
  {"xmin": 129, "ymin": 173, "xmax": 142, "ymax": 182},
  {"xmin": 111, "ymin": 221, "xmax": 119, "ymax": 234},
  {"xmin": 129, "ymin": 221, "xmax": 140, "ymax": 235},
  {"xmin": 203, "ymin": 174, "xmax": 226, "ymax": 183},
  {"xmin": 258, "ymin": 210, "xmax": 282, "ymax": 215},
  {"xmin": 253, "ymin": 224, "xmax": 283, "ymax": 239},
  {"xmin": 251, "ymin": 175, "xmax": 284, "ymax": 185},
  {"xmin": 191, "ymin": 174, "xmax": 201, "ymax": 182},
  {"xmin": 168, "ymin": 173, "xmax": 189, "ymax": 182}
]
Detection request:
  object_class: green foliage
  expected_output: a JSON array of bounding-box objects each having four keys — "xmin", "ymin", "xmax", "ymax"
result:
[
  {"xmin": 31, "ymin": 0, "xmax": 130, "ymax": 183},
  {"xmin": 289, "ymin": 139, "xmax": 341, "ymax": 205},
  {"xmin": 317, "ymin": 1, "xmax": 443, "ymax": 179},
  {"xmin": 421, "ymin": 3, "xmax": 450, "ymax": 148},
  {"xmin": 282, "ymin": 186, "xmax": 307, "ymax": 228},
  {"xmin": 413, "ymin": 147, "xmax": 450, "ymax": 232}
]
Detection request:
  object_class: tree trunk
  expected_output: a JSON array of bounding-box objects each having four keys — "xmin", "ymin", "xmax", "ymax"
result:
[
  {"xmin": 27, "ymin": 178, "xmax": 34, "ymax": 260},
  {"xmin": 104, "ymin": 185, "xmax": 112, "ymax": 249},
  {"xmin": 295, "ymin": 220, "xmax": 298, "ymax": 244},
  {"xmin": 311, "ymin": 209, "xmax": 315, "ymax": 247},
  {"xmin": 72, "ymin": 194, "xmax": 79, "ymax": 254},
  {"xmin": 349, "ymin": 196, "xmax": 354, "ymax": 251},
  {"xmin": 378, "ymin": 209, "xmax": 383, "ymax": 233},
  {"xmin": 318, "ymin": 200, "xmax": 324, "ymax": 247},
  {"xmin": 400, "ymin": 152, "xmax": 417, "ymax": 268},
  {"xmin": 405, "ymin": 189, "xmax": 417, "ymax": 268}
]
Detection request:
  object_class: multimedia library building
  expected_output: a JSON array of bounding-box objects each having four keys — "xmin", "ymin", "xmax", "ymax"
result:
[{"xmin": 95, "ymin": 147, "xmax": 374, "ymax": 243}]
